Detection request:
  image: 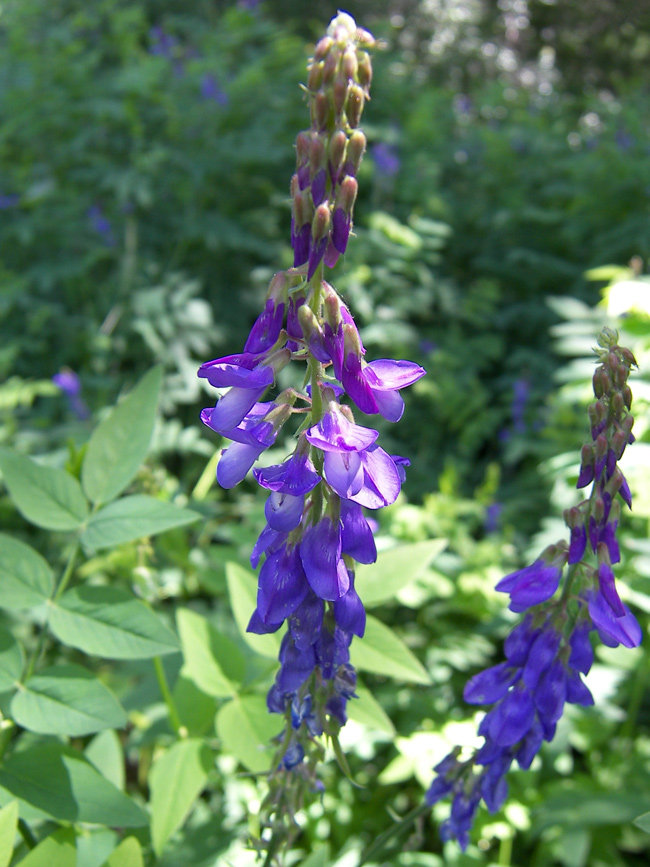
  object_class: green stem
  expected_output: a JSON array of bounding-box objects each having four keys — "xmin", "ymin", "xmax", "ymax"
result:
[
  {"xmin": 498, "ymin": 832, "xmax": 513, "ymax": 866},
  {"xmin": 357, "ymin": 802, "xmax": 429, "ymax": 866},
  {"xmin": 153, "ymin": 656, "xmax": 183, "ymax": 734},
  {"xmin": 24, "ymin": 539, "xmax": 81, "ymax": 680},
  {"xmin": 53, "ymin": 539, "xmax": 81, "ymax": 602}
]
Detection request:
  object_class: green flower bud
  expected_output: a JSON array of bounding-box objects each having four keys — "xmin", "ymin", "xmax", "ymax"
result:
[
  {"xmin": 328, "ymin": 130, "xmax": 347, "ymax": 173},
  {"xmin": 346, "ymin": 130, "xmax": 366, "ymax": 172},
  {"xmin": 323, "ymin": 282, "xmax": 342, "ymax": 328},
  {"xmin": 307, "ymin": 60, "xmax": 323, "ymax": 92},
  {"xmin": 314, "ymin": 91, "xmax": 330, "ymax": 129},
  {"xmin": 346, "ymin": 84, "xmax": 365, "ymax": 128},
  {"xmin": 311, "ymin": 203, "xmax": 331, "ymax": 242},
  {"xmin": 337, "ymin": 175, "xmax": 358, "ymax": 212},
  {"xmin": 357, "ymin": 51, "xmax": 373, "ymax": 91},
  {"xmin": 623, "ymin": 384, "xmax": 633, "ymax": 409},
  {"xmin": 322, "ymin": 50, "xmax": 338, "ymax": 84},
  {"xmin": 342, "ymin": 47, "xmax": 358, "ymax": 82}
]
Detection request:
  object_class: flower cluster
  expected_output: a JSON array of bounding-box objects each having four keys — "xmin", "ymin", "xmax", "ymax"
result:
[
  {"xmin": 198, "ymin": 11, "xmax": 424, "ymax": 846},
  {"xmin": 427, "ymin": 328, "xmax": 642, "ymax": 849}
]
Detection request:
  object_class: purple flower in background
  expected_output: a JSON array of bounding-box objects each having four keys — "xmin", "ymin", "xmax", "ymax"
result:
[
  {"xmin": 52, "ymin": 370, "xmax": 90, "ymax": 420},
  {"xmin": 0, "ymin": 192, "xmax": 20, "ymax": 209},
  {"xmin": 372, "ymin": 142, "xmax": 400, "ymax": 177},
  {"xmin": 149, "ymin": 26, "xmax": 177, "ymax": 58},
  {"xmin": 200, "ymin": 73, "xmax": 229, "ymax": 106},
  {"xmin": 87, "ymin": 204, "xmax": 115, "ymax": 247},
  {"xmin": 511, "ymin": 377, "xmax": 530, "ymax": 434}
]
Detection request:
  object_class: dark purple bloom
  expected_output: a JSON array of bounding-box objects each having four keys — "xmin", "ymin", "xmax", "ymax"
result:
[
  {"xmin": 464, "ymin": 663, "xmax": 520, "ymax": 705},
  {"xmin": 0, "ymin": 192, "xmax": 20, "ymax": 209},
  {"xmin": 200, "ymin": 73, "xmax": 229, "ymax": 106},
  {"xmin": 487, "ymin": 686, "xmax": 535, "ymax": 747},
  {"xmin": 565, "ymin": 669, "xmax": 594, "ymax": 706},
  {"xmin": 340, "ymin": 500, "xmax": 377, "ymax": 564},
  {"xmin": 198, "ymin": 356, "xmax": 277, "ymax": 432},
  {"xmin": 587, "ymin": 590, "xmax": 642, "ymax": 648},
  {"xmin": 333, "ymin": 572, "xmax": 366, "ymax": 637},
  {"xmin": 276, "ymin": 633, "xmax": 316, "ymax": 694},
  {"xmin": 332, "ymin": 208, "xmax": 351, "ymax": 254},
  {"xmin": 371, "ymin": 142, "xmax": 400, "ymax": 177},
  {"xmin": 568, "ymin": 524, "xmax": 587, "ymax": 564},
  {"xmin": 256, "ymin": 544, "xmax": 309, "ymax": 625},
  {"xmin": 597, "ymin": 559, "xmax": 625, "ymax": 616},
  {"xmin": 504, "ymin": 616, "xmax": 538, "ymax": 666},
  {"xmin": 243, "ymin": 299, "xmax": 285, "ymax": 355},
  {"xmin": 522, "ymin": 628, "xmax": 561, "ymax": 691},
  {"xmin": 289, "ymin": 592, "xmax": 324, "ymax": 651},
  {"xmin": 533, "ymin": 659, "xmax": 566, "ymax": 723},
  {"xmin": 254, "ymin": 450, "xmax": 321, "ymax": 496},
  {"xmin": 568, "ymin": 620, "xmax": 594, "ymax": 674},
  {"xmin": 495, "ymin": 560, "xmax": 561, "ymax": 613},
  {"xmin": 264, "ymin": 491, "xmax": 304, "ymax": 532},
  {"xmin": 300, "ymin": 517, "xmax": 349, "ymax": 600}
]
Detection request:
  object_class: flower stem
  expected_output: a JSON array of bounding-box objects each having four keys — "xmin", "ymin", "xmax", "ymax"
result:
[
  {"xmin": 153, "ymin": 656, "xmax": 183, "ymax": 734},
  {"xmin": 357, "ymin": 801, "xmax": 429, "ymax": 866}
]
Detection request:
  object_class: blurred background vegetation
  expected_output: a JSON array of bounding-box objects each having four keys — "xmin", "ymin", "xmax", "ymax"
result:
[{"xmin": 1, "ymin": 0, "xmax": 650, "ymax": 864}]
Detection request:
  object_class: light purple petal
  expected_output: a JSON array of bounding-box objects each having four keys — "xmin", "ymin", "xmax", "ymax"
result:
[
  {"xmin": 210, "ymin": 385, "xmax": 267, "ymax": 432},
  {"xmin": 340, "ymin": 501, "xmax": 377, "ymax": 564},
  {"xmin": 216, "ymin": 442, "xmax": 265, "ymax": 488},
  {"xmin": 300, "ymin": 517, "xmax": 347, "ymax": 600},
  {"xmin": 264, "ymin": 491, "xmax": 305, "ymax": 532},
  {"xmin": 587, "ymin": 591, "xmax": 642, "ymax": 648},
  {"xmin": 348, "ymin": 445, "xmax": 401, "ymax": 509},
  {"xmin": 373, "ymin": 388, "xmax": 405, "ymax": 422},
  {"xmin": 306, "ymin": 409, "xmax": 378, "ymax": 453},
  {"xmin": 323, "ymin": 451, "xmax": 364, "ymax": 500},
  {"xmin": 365, "ymin": 359, "xmax": 426, "ymax": 390}
]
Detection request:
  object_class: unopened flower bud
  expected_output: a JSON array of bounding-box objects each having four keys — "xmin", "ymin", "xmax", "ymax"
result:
[
  {"xmin": 297, "ymin": 303, "xmax": 318, "ymax": 336},
  {"xmin": 333, "ymin": 78, "xmax": 348, "ymax": 117},
  {"xmin": 337, "ymin": 175, "xmax": 358, "ymax": 212},
  {"xmin": 267, "ymin": 271, "xmax": 289, "ymax": 304},
  {"xmin": 615, "ymin": 364, "xmax": 628, "ymax": 388},
  {"xmin": 619, "ymin": 346, "xmax": 637, "ymax": 367},
  {"xmin": 593, "ymin": 495, "xmax": 605, "ymax": 523},
  {"xmin": 342, "ymin": 47, "xmax": 358, "ymax": 81},
  {"xmin": 323, "ymin": 283, "xmax": 342, "ymax": 329},
  {"xmin": 307, "ymin": 60, "xmax": 323, "ymax": 92},
  {"xmin": 322, "ymin": 50, "xmax": 338, "ymax": 84},
  {"xmin": 314, "ymin": 92, "xmax": 330, "ymax": 129},
  {"xmin": 290, "ymin": 173, "xmax": 300, "ymax": 197},
  {"xmin": 314, "ymin": 36, "xmax": 333, "ymax": 61},
  {"xmin": 309, "ymin": 135, "xmax": 326, "ymax": 171},
  {"xmin": 611, "ymin": 391, "xmax": 625, "ymax": 416},
  {"xmin": 346, "ymin": 84, "xmax": 365, "ymax": 128},
  {"xmin": 296, "ymin": 131, "xmax": 310, "ymax": 165},
  {"xmin": 622, "ymin": 414, "xmax": 634, "ymax": 437},
  {"xmin": 611, "ymin": 426, "xmax": 627, "ymax": 459},
  {"xmin": 311, "ymin": 203, "xmax": 331, "ymax": 242},
  {"xmin": 577, "ymin": 443, "xmax": 594, "ymax": 488},
  {"xmin": 622, "ymin": 384, "xmax": 633, "ymax": 409},
  {"xmin": 593, "ymin": 367, "xmax": 611, "ymax": 398},
  {"xmin": 344, "ymin": 130, "xmax": 366, "ymax": 175},
  {"xmin": 343, "ymin": 320, "xmax": 363, "ymax": 358},
  {"xmin": 355, "ymin": 26, "xmax": 376, "ymax": 46},
  {"xmin": 293, "ymin": 190, "xmax": 313, "ymax": 228},
  {"xmin": 357, "ymin": 51, "xmax": 372, "ymax": 90},
  {"xmin": 607, "ymin": 351, "xmax": 619, "ymax": 373},
  {"xmin": 328, "ymin": 130, "xmax": 347, "ymax": 175}
]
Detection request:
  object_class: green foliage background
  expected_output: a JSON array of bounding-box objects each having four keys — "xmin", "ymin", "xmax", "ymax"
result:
[{"xmin": 1, "ymin": 0, "xmax": 650, "ymax": 865}]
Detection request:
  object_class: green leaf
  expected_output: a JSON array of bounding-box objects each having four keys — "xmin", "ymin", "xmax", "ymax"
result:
[
  {"xmin": 0, "ymin": 449, "xmax": 88, "ymax": 531},
  {"xmin": 177, "ymin": 609, "xmax": 243, "ymax": 698},
  {"xmin": 149, "ymin": 739, "xmax": 212, "ymax": 856},
  {"xmin": 102, "ymin": 837, "xmax": 143, "ymax": 867},
  {"xmin": 355, "ymin": 540, "xmax": 448, "ymax": 608},
  {"xmin": 634, "ymin": 811, "xmax": 650, "ymax": 834},
  {"xmin": 0, "ymin": 741, "xmax": 147, "ymax": 827},
  {"xmin": 0, "ymin": 627, "xmax": 23, "ymax": 693},
  {"xmin": 172, "ymin": 676, "xmax": 216, "ymax": 737},
  {"xmin": 82, "ymin": 366, "xmax": 162, "ymax": 505},
  {"xmin": 14, "ymin": 827, "xmax": 75, "ymax": 867},
  {"xmin": 80, "ymin": 495, "xmax": 200, "ymax": 552},
  {"xmin": 85, "ymin": 730, "xmax": 125, "ymax": 791},
  {"xmin": 225, "ymin": 561, "xmax": 281, "ymax": 659},
  {"xmin": 0, "ymin": 535, "xmax": 53, "ymax": 610},
  {"xmin": 350, "ymin": 615, "xmax": 431, "ymax": 685},
  {"xmin": 348, "ymin": 681, "xmax": 396, "ymax": 736},
  {"xmin": 216, "ymin": 695, "xmax": 280, "ymax": 773},
  {"xmin": 49, "ymin": 586, "xmax": 179, "ymax": 659},
  {"xmin": 0, "ymin": 801, "xmax": 18, "ymax": 867},
  {"xmin": 76, "ymin": 830, "xmax": 118, "ymax": 867},
  {"xmin": 11, "ymin": 665, "xmax": 126, "ymax": 737}
]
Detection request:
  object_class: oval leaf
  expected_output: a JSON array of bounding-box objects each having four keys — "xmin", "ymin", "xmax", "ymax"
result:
[
  {"xmin": 0, "ymin": 449, "xmax": 88, "ymax": 531},
  {"xmin": 49, "ymin": 586, "xmax": 179, "ymax": 659},
  {"xmin": 347, "ymin": 680, "xmax": 396, "ymax": 736},
  {"xmin": 350, "ymin": 614, "xmax": 431, "ymax": 685},
  {"xmin": 0, "ymin": 535, "xmax": 53, "ymax": 610},
  {"xmin": 82, "ymin": 366, "xmax": 162, "ymax": 506},
  {"xmin": 177, "ymin": 608, "xmax": 243, "ymax": 698},
  {"xmin": 355, "ymin": 539, "xmax": 448, "ymax": 608},
  {"xmin": 80, "ymin": 495, "xmax": 200, "ymax": 552},
  {"xmin": 225, "ymin": 561, "xmax": 281, "ymax": 659},
  {"xmin": 0, "ymin": 741, "xmax": 147, "ymax": 827},
  {"xmin": 149, "ymin": 739, "xmax": 212, "ymax": 856},
  {"xmin": 85, "ymin": 730, "xmax": 125, "ymax": 791},
  {"xmin": 216, "ymin": 695, "xmax": 281, "ymax": 773},
  {"xmin": 11, "ymin": 664, "xmax": 127, "ymax": 737}
]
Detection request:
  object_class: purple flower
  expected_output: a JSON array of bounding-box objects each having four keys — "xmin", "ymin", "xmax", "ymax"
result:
[
  {"xmin": 198, "ymin": 354, "xmax": 279, "ymax": 432},
  {"xmin": 52, "ymin": 370, "xmax": 90, "ymax": 420},
  {"xmin": 495, "ymin": 559, "xmax": 562, "ymax": 613},
  {"xmin": 300, "ymin": 516, "xmax": 349, "ymax": 600},
  {"xmin": 342, "ymin": 357, "xmax": 426, "ymax": 422},
  {"xmin": 254, "ymin": 449, "xmax": 321, "ymax": 496},
  {"xmin": 88, "ymin": 204, "xmax": 115, "ymax": 247},
  {"xmin": 200, "ymin": 73, "xmax": 229, "ymax": 106},
  {"xmin": 0, "ymin": 192, "xmax": 20, "ymax": 209},
  {"xmin": 256, "ymin": 544, "xmax": 309, "ymax": 625},
  {"xmin": 371, "ymin": 142, "xmax": 400, "ymax": 177},
  {"xmin": 586, "ymin": 590, "xmax": 642, "ymax": 648}
]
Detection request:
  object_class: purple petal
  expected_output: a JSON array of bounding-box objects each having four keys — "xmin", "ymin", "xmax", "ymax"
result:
[
  {"xmin": 254, "ymin": 452, "xmax": 321, "ymax": 496},
  {"xmin": 293, "ymin": 223, "xmax": 311, "ymax": 268},
  {"xmin": 217, "ymin": 442, "xmax": 266, "ymax": 488},
  {"xmin": 306, "ymin": 409, "xmax": 378, "ymax": 453},
  {"xmin": 568, "ymin": 620, "xmax": 594, "ymax": 674},
  {"xmin": 264, "ymin": 491, "xmax": 305, "ymax": 532},
  {"xmin": 504, "ymin": 616, "xmax": 538, "ymax": 666},
  {"xmin": 587, "ymin": 591, "xmax": 642, "ymax": 648},
  {"xmin": 311, "ymin": 169, "xmax": 327, "ymax": 207},
  {"xmin": 364, "ymin": 359, "xmax": 427, "ymax": 390},
  {"xmin": 488, "ymin": 687, "xmax": 535, "ymax": 746},
  {"xmin": 243, "ymin": 300, "xmax": 285, "ymax": 355},
  {"xmin": 322, "ymin": 451, "xmax": 364, "ymax": 500},
  {"xmin": 565, "ymin": 669, "xmax": 594, "ymax": 706},
  {"xmin": 522, "ymin": 628, "xmax": 561, "ymax": 691},
  {"xmin": 332, "ymin": 207, "xmax": 351, "ymax": 254},
  {"xmin": 307, "ymin": 236, "xmax": 327, "ymax": 281},
  {"xmin": 333, "ymin": 572, "xmax": 366, "ymax": 637},
  {"xmin": 348, "ymin": 445, "xmax": 401, "ymax": 509},
  {"xmin": 341, "ymin": 352, "xmax": 379, "ymax": 415},
  {"xmin": 210, "ymin": 385, "xmax": 268, "ymax": 432},
  {"xmin": 373, "ymin": 389, "xmax": 405, "ymax": 422},
  {"xmin": 340, "ymin": 501, "xmax": 377, "ymax": 564},
  {"xmin": 568, "ymin": 525, "xmax": 587, "ymax": 564},
  {"xmin": 464, "ymin": 662, "xmax": 520, "ymax": 705},
  {"xmin": 257, "ymin": 545, "xmax": 308, "ymax": 624},
  {"xmin": 300, "ymin": 517, "xmax": 348, "ymax": 600},
  {"xmin": 197, "ymin": 356, "xmax": 270, "ymax": 387},
  {"xmin": 289, "ymin": 592, "xmax": 324, "ymax": 651},
  {"xmin": 597, "ymin": 562, "xmax": 625, "ymax": 616},
  {"xmin": 533, "ymin": 659, "xmax": 566, "ymax": 723}
]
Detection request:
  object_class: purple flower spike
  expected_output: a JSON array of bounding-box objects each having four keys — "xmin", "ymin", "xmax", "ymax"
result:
[
  {"xmin": 293, "ymin": 223, "xmax": 311, "ymax": 268},
  {"xmin": 300, "ymin": 517, "xmax": 349, "ymax": 600},
  {"xmin": 333, "ymin": 572, "xmax": 366, "ymax": 637},
  {"xmin": 254, "ymin": 451, "xmax": 321, "ymax": 496},
  {"xmin": 311, "ymin": 169, "xmax": 327, "ymax": 207},
  {"xmin": 289, "ymin": 592, "xmax": 324, "ymax": 651},
  {"xmin": 504, "ymin": 616, "xmax": 538, "ymax": 666},
  {"xmin": 277, "ymin": 633, "xmax": 316, "ymax": 694},
  {"xmin": 568, "ymin": 525, "xmax": 587, "ymax": 564},
  {"xmin": 565, "ymin": 669, "xmax": 594, "ymax": 706},
  {"xmin": 522, "ymin": 628, "xmax": 561, "ymax": 691},
  {"xmin": 306, "ymin": 407, "xmax": 378, "ymax": 453}
]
